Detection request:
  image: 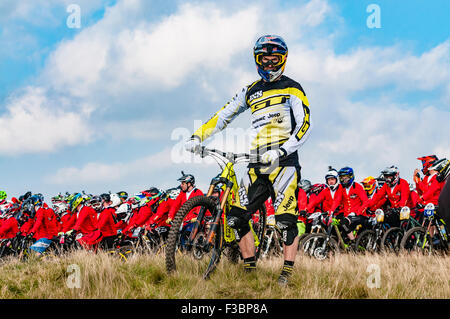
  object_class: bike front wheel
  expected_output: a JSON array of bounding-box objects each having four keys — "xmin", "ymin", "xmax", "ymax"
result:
[{"xmin": 165, "ymin": 196, "xmax": 223, "ymax": 279}]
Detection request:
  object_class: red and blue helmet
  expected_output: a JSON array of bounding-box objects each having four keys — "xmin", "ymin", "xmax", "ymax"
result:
[{"xmin": 253, "ymin": 35, "xmax": 288, "ymax": 82}]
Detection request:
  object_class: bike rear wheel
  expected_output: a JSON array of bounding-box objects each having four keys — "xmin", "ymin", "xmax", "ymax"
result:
[
  {"xmin": 355, "ymin": 230, "xmax": 378, "ymax": 253},
  {"xmin": 400, "ymin": 227, "xmax": 430, "ymax": 254},
  {"xmin": 380, "ymin": 227, "xmax": 403, "ymax": 253},
  {"xmin": 300, "ymin": 233, "xmax": 339, "ymax": 259}
]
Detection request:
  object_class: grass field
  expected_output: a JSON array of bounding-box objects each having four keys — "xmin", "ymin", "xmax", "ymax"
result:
[{"xmin": 0, "ymin": 250, "xmax": 448, "ymax": 299}]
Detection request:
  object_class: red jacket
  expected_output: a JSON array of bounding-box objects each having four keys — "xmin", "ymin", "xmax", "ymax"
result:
[
  {"xmin": 147, "ymin": 198, "xmax": 175, "ymax": 229},
  {"xmin": 307, "ymin": 186, "xmax": 343, "ymax": 215},
  {"xmin": 297, "ymin": 188, "xmax": 308, "ymax": 223},
  {"xmin": 20, "ymin": 218, "xmax": 34, "ymax": 236},
  {"xmin": 418, "ymin": 174, "xmax": 444, "ymax": 206},
  {"xmin": 0, "ymin": 217, "xmax": 19, "ymax": 239},
  {"xmin": 415, "ymin": 175, "xmax": 430, "ymax": 196},
  {"xmin": 168, "ymin": 188, "xmax": 204, "ymax": 221},
  {"xmin": 97, "ymin": 207, "xmax": 118, "ymax": 237},
  {"xmin": 73, "ymin": 205, "xmax": 98, "ymax": 235},
  {"xmin": 339, "ymin": 182, "xmax": 369, "ymax": 217},
  {"xmin": 366, "ymin": 188, "xmax": 387, "ymax": 212},
  {"xmin": 30, "ymin": 207, "xmax": 59, "ymax": 239},
  {"xmin": 369, "ymin": 178, "xmax": 410, "ymax": 209},
  {"xmin": 60, "ymin": 212, "xmax": 77, "ymax": 233}
]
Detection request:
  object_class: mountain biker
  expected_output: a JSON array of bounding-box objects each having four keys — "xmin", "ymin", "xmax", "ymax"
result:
[
  {"xmin": 123, "ymin": 188, "xmax": 161, "ymax": 236},
  {"xmin": 97, "ymin": 193, "xmax": 119, "ymax": 249},
  {"xmin": 414, "ymin": 155, "xmax": 438, "ymax": 196},
  {"xmin": 415, "ymin": 160, "xmax": 445, "ymax": 206},
  {"xmin": 306, "ymin": 183, "xmax": 327, "ymax": 213},
  {"xmin": 29, "ymin": 195, "xmax": 59, "ymax": 241},
  {"xmin": 296, "ymin": 180, "xmax": 310, "ymax": 236},
  {"xmin": 146, "ymin": 188, "xmax": 179, "ymax": 232},
  {"xmin": 362, "ymin": 176, "xmax": 386, "ymax": 212},
  {"xmin": 69, "ymin": 193, "xmax": 98, "ymax": 236},
  {"xmin": 184, "ymin": 35, "xmax": 311, "ymax": 285},
  {"xmin": 0, "ymin": 209, "xmax": 19, "ymax": 239},
  {"xmin": 335, "ymin": 167, "xmax": 370, "ymax": 242},
  {"xmin": 307, "ymin": 168, "xmax": 343, "ymax": 218},
  {"xmin": 167, "ymin": 172, "xmax": 204, "ymax": 250}
]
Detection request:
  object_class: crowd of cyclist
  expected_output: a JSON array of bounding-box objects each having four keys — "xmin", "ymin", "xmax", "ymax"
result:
[{"xmin": 0, "ymin": 155, "xmax": 448, "ymax": 256}]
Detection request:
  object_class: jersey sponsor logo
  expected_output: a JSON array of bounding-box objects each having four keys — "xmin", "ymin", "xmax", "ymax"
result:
[
  {"xmin": 248, "ymin": 90, "xmax": 263, "ymax": 102},
  {"xmin": 282, "ymin": 195, "xmax": 295, "ymax": 211}
]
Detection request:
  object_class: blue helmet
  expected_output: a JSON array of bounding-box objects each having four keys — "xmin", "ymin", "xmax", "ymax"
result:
[
  {"xmin": 338, "ymin": 167, "xmax": 355, "ymax": 187},
  {"xmin": 253, "ymin": 35, "xmax": 288, "ymax": 82}
]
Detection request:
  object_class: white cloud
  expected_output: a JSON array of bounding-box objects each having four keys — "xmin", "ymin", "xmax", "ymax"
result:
[{"xmin": 0, "ymin": 87, "xmax": 93, "ymax": 154}]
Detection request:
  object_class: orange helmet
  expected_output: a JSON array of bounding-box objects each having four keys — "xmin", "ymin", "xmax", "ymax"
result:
[
  {"xmin": 362, "ymin": 176, "xmax": 377, "ymax": 196},
  {"xmin": 417, "ymin": 155, "xmax": 438, "ymax": 175}
]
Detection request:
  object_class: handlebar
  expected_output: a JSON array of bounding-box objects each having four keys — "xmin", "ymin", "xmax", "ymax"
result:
[{"xmin": 196, "ymin": 146, "xmax": 264, "ymax": 165}]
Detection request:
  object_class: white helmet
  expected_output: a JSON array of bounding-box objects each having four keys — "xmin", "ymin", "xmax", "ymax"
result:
[
  {"xmin": 325, "ymin": 167, "xmax": 339, "ymax": 191},
  {"xmin": 110, "ymin": 193, "xmax": 122, "ymax": 208}
]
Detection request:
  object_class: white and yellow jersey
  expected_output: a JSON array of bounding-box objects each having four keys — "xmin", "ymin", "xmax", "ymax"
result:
[{"xmin": 192, "ymin": 75, "xmax": 312, "ymax": 167}]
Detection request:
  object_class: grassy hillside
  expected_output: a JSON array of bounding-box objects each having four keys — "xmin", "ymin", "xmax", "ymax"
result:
[{"xmin": 0, "ymin": 251, "xmax": 448, "ymax": 299}]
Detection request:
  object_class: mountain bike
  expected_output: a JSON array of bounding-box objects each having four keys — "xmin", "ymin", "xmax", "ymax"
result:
[
  {"xmin": 400, "ymin": 203, "xmax": 448, "ymax": 254},
  {"xmin": 260, "ymin": 214, "xmax": 283, "ymax": 258},
  {"xmin": 380, "ymin": 206, "xmax": 422, "ymax": 253},
  {"xmin": 165, "ymin": 147, "xmax": 266, "ymax": 279},
  {"xmin": 297, "ymin": 211, "xmax": 328, "ymax": 252},
  {"xmin": 354, "ymin": 209, "xmax": 391, "ymax": 253}
]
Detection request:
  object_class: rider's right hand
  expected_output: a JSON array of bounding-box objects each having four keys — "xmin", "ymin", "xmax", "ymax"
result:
[{"xmin": 184, "ymin": 137, "xmax": 201, "ymax": 153}]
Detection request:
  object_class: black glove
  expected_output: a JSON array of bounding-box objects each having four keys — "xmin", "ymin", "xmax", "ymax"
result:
[{"xmin": 299, "ymin": 210, "xmax": 307, "ymax": 217}]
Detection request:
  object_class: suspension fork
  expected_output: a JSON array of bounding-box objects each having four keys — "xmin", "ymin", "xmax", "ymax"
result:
[
  {"xmin": 186, "ymin": 183, "xmax": 217, "ymax": 249},
  {"xmin": 205, "ymin": 182, "xmax": 233, "ymax": 249}
]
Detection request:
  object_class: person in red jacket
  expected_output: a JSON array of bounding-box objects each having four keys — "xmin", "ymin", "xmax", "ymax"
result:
[
  {"xmin": 307, "ymin": 168, "xmax": 343, "ymax": 216},
  {"xmin": 70, "ymin": 193, "xmax": 98, "ymax": 236},
  {"xmin": 370, "ymin": 166, "xmax": 410, "ymax": 209},
  {"xmin": 56, "ymin": 202, "xmax": 77, "ymax": 234},
  {"xmin": 414, "ymin": 155, "xmax": 438, "ymax": 197},
  {"xmin": 167, "ymin": 172, "xmax": 204, "ymax": 223},
  {"xmin": 362, "ymin": 176, "xmax": 386, "ymax": 212},
  {"xmin": 167, "ymin": 172, "xmax": 204, "ymax": 249},
  {"xmin": 336, "ymin": 167, "xmax": 370, "ymax": 241},
  {"xmin": 146, "ymin": 188, "xmax": 179, "ymax": 233},
  {"xmin": 29, "ymin": 203, "xmax": 59, "ymax": 240},
  {"xmin": 97, "ymin": 193, "xmax": 119, "ymax": 249},
  {"xmin": 123, "ymin": 188, "xmax": 161, "ymax": 235},
  {"xmin": 416, "ymin": 160, "xmax": 445, "ymax": 206},
  {"xmin": 0, "ymin": 210, "xmax": 19, "ymax": 239}
]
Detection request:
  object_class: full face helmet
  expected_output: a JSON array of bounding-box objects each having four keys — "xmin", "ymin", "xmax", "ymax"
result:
[
  {"xmin": 382, "ymin": 166, "xmax": 400, "ymax": 187},
  {"xmin": 362, "ymin": 176, "xmax": 377, "ymax": 196},
  {"xmin": 253, "ymin": 35, "xmax": 288, "ymax": 82},
  {"xmin": 429, "ymin": 158, "xmax": 450, "ymax": 182},
  {"xmin": 338, "ymin": 167, "xmax": 355, "ymax": 188},
  {"xmin": 325, "ymin": 167, "xmax": 339, "ymax": 191},
  {"xmin": 417, "ymin": 155, "xmax": 438, "ymax": 175}
]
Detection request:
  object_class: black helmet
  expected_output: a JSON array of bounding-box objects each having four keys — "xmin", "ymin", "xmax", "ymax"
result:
[
  {"xmin": 177, "ymin": 171, "xmax": 195, "ymax": 185},
  {"xmin": 298, "ymin": 179, "xmax": 312, "ymax": 193},
  {"xmin": 117, "ymin": 191, "xmax": 128, "ymax": 200},
  {"xmin": 100, "ymin": 193, "xmax": 111, "ymax": 203},
  {"xmin": 429, "ymin": 158, "xmax": 450, "ymax": 182}
]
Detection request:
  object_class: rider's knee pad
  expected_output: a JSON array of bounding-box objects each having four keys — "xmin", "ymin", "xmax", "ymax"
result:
[
  {"xmin": 275, "ymin": 214, "xmax": 299, "ymax": 246},
  {"xmin": 341, "ymin": 217, "xmax": 352, "ymax": 233},
  {"xmin": 227, "ymin": 206, "xmax": 252, "ymax": 240}
]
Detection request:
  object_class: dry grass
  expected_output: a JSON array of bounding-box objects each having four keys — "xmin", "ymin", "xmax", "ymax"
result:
[{"xmin": 0, "ymin": 250, "xmax": 448, "ymax": 299}]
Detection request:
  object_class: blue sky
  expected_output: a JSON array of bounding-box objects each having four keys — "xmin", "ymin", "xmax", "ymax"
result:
[{"xmin": 0, "ymin": 0, "xmax": 449, "ymax": 202}]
